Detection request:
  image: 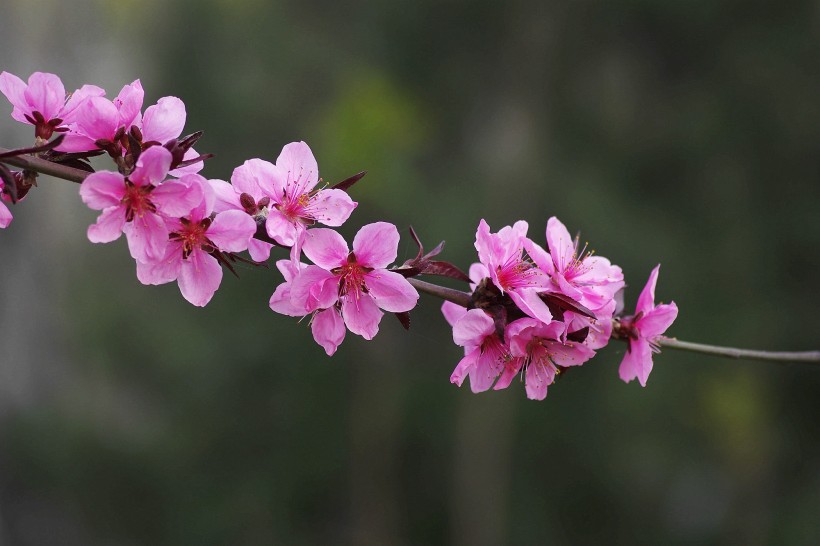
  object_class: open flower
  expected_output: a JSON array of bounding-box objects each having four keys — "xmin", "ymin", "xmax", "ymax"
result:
[
  {"xmin": 136, "ymin": 177, "xmax": 256, "ymax": 306},
  {"xmin": 0, "ymin": 71, "xmax": 104, "ymax": 140},
  {"xmin": 288, "ymin": 222, "xmax": 418, "ymax": 340},
  {"xmin": 618, "ymin": 265, "xmax": 678, "ymax": 386},
  {"xmin": 269, "ymin": 259, "xmax": 347, "ymax": 355},
  {"xmin": 501, "ymin": 318, "xmax": 596, "ymax": 400},
  {"xmin": 526, "ymin": 216, "xmax": 624, "ymax": 312},
  {"xmin": 79, "ymin": 146, "xmax": 203, "ymax": 262},
  {"xmin": 474, "ymin": 219, "xmax": 552, "ymax": 323},
  {"xmin": 448, "ymin": 308, "xmax": 510, "ymax": 393},
  {"xmin": 0, "ymin": 178, "xmax": 13, "ymax": 228}
]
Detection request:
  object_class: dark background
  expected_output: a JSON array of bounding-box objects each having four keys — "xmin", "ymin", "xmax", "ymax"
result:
[{"xmin": 1, "ymin": 1, "xmax": 818, "ymax": 544}]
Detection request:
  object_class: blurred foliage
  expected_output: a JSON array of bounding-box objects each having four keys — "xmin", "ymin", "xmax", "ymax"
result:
[{"xmin": 1, "ymin": 0, "xmax": 819, "ymax": 544}]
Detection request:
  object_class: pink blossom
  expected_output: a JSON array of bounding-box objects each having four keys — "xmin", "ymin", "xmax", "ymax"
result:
[
  {"xmin": 449, "ymin": 309, "xmax": 510, "ymax": 393},
  {"xmin": 79, "ymin": 146, "xmax": 203, "ymax": 262},
  {"xmin": 618, "ymin": 265, "xmax": 678, "ymax": 387},
  {"xmin": 136, "ymin": 177, "xmax": 257, "ymax": 307},
  {"xmin": 288, "ymin": 222, "xmax": 418, "ymax": 340},
  {"xmin": 500, "ymin": 318, "xmax": 596, "ymax": 400},
  {"xmin": 57, "ymin": 80, "xmax": 144, "ymax": 152},
  {"xmin": 526, "ymin": 216, "xmax": 624, "ymax": 312},
  {"xmin": 249, "ymin": 143, "xmax": 357, "ymax": 248},
  {"xmin": 474, "ymin": 219, "xmax": 552, "ymax": 323},
  {"xmin": 0, "ymin": 71, "xmax": 104, "ymax": 140},
  {"xmin": 269, "ymin": 259, "xmax": 347, "ymax": 355}
]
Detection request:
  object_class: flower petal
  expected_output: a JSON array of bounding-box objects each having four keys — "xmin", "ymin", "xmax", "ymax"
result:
[
  {"xmin": 309, "ymin": 188, "xmax": 357, "ymax": 227},
  {"xmin": 636, "ymin": 264, "xmax": 661, "ymax": 316},
  {"xmin": 232, "ymin": 158, "xmax": 278, "ymax": 199},
  {"xmin": 525, "ymin": 359, "xmax": 556, "ymax": 400},
  {"xmin": 79, "ymin": 171, "xmax": 125, "ymax": 210},
  {"xmin": 302, "ymin": 228, "xmax": 349, "ymax": 269},
  {"xmin": 352, "ymin": 222, "xmax": 399, "ymax": 269},
  {"xmin": 248, "ymin": 238, "xmax": 273, "ymax": 263},
  {"xmin": 290, "ymin": 265, "xmax": 340, "ymax": 312},
  {"xmin": 114, "ymin": 80, "xmax": 144, "ymax": 128},
  {"xmin": 546, "ymin": 216, "xmax": 575, "ymax": 273},
  {"xmin": 452, "ymin": 308, "xmax": 495, "ymax": 348},
  {"xmin": 87, "ymin": 207, "xmax": 125, "ymax": 243},
  {"xmin": 341, "ymin": 293, "xmax": 383, "ymax": 340},
  {"xmin": 61, "ymin": 84, "xmax": 106, "ymax": 123},
  {"xmin": 135, "ymin": 243, "xmax": 180, "ymax": 285},
  {"xmin": 123, "ymin": 211, "xmax": 168, "ymax": 262},
  {"xmin": 312, "ymin": 308, "xmax": 346, "ymax": 356},
  {"xmin": 76, "ymin": 96, "xmax": 119, "ymax": 141},
  {"xmin": 0, "ymin": 200, "xmax": 13, "ymax": 228},
  {"xmin": 207, "ymin": 210, "xmax": 256, "ymax": 252},
  {"xmin": 152, "ymin": 178, "xmax": 204, "ymax": 217},
  {"xmin": 276, "ymin": 141, "xmax": 319, "ymax": 195},
  {"xmin": 619, "ymin": 339, "xmax": 652, "ymax": 387},
  {"xmin": 265, "ymin": 208, "xmax": 300, "ymax": 247},
  {"xmin": 141, "ymin": 96, "xmax": 186, "ymax": 143},
  {"xmin": 178, "ymin": 249, "xmax": 222, "ymax": 307},
  {"xmin": 130, "ymin": 146, "xmax": 172, "ymax": 187},
  {"xmin": 441, "ymin": 301, "xmax": 468, "ymax": 328},
  {"xmin": 509, "ymin": 288, "xmax": 553, "ymax": 324},
  {"xmin": 23, "ymin": 72, "xmax": 65, "ymax": 121},
  {"xmin": 450, "ymin": 349, "xmax": 479, "ymax": 387},
  {"xmin": 364, "ymin": 270, "xmax": 419, "ymax": 313},
  {"xmin": 638, "ymin": 302, "xmax": 678, "ymax": 339},
  {"xmin": 0, "ymin": 72, "xmax": 29, "ymax": 121}
]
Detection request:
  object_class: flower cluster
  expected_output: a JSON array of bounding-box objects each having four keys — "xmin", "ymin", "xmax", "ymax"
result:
[
  {"xmin": 1, "ymin": 71, "xmax": 682, "ymax": 400},
  {"xmin": 441, "ymin": 218, "xmax": 676, "ymax": 399}
]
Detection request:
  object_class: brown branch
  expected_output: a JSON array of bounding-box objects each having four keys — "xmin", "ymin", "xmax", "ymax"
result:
[{"xmin": 0, "ymin": 146, "xmax": 90, "ymax": 183}]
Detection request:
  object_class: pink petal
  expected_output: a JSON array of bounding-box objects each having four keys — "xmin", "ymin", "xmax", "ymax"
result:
[
  {"xmin": 546, "ymin": 340, "xmax": 595, "ymax": 367},
  {"xmin": 276, "ymin": 141, "xmax": 319, "ymax": 195},
  {"xmin": 209, "ymin": 178, "xmax": 242, "ymax": 213},
  {"xmin": 341, "ymin": 293, "xmax": 383, "ymax": 340},
  {"xmin": 123, "ymin": 211, "xmax": 168, "ymax": 262},
  {"xmin": 525, "ymin": 360, "xmax": 555, "ymax": 400},
  {"xmin": 638, "ymin": 302, "xmax": 678, "ymax": 338},
  {"xmin": 24, "ymin": 72, "xmax": 65, "ymax": 121},
  {"xmin": 207, "ymin": 210, "xmax": 256, "ymax": 252},
  {"xmin": 302, "ymin": 228, "xmax": 349, "ymax": 270},
  {"xmin": 619, "ymin": 339, "xmax": 652, "ymax": 387},
  {"xmin": 135, "ymin": 243, "xmax": 181, "ymax": 286},
  {"xmin": 141, "ymin": 96, "xmax": 186, "ymax": 143},
  {"xmin": 61, "ymin": 84, "xmax": 106, "ymax": 123},
  {"xmin": 87, "ymin": 207, "xmax": 125, "ymax": 243},
  {"xmin": 351, "ymin": 222, "xmax": 399, "ymax": 269},
  {"xmin": 265, "ymin": 208, "xmax": 300, "ymax": 247},
  {"xmin": 474, "ymin": 219, "xmax": 495, "ymax": 267},
  {"xmin": 452, "ymin": 309, "xmax": 495, "ymax": 348},
  {"xmin": 0, "ymin": 200, "xmax": 13, "ymax": 228},
  {"xmin": 469, "ymin": 349, "xmax": 505, "ymax": 393},
  {"xmin": 77, "ymin": 96, "xmax": 119, "ymax": 141},
  {"xmin": 178, "ymin": 248, "xmax": 222, "ymax": 307},
  {"xmin": 130, "ymin": 146, "xmax": 172, "ymax": 187},
  {"xmin": 231, "ymin": 158, "xmax": 278, "ymax": 198},
  {"xmin": 0, "ymin": 72, "xmax": 29, "ymax": 121},
  {"xmin": 309, "ymin": 188, "xmax": 357, "ymax": 227},
  {"xmin": 451, "ymin": 349, "xmax": 479, "ymax": 387},
  {"xmin": 441, "ymin": 301, "xmax": 468, "ymax": 328},
  {"xmin": 152, "ymin": 178, "xmax": 204, "ymax": 217},
  {"xmin": 636, "ymin": 264, "xmax": 661, "ymax": 316},
  {"xmin": 509, "ymin": 288, "xmax": 553, "ymax": 324},
  {"xmin": 290, "ymin": 265, "xmax": 340, "ymax": 312},
  {"xmin": 493, "ymin": 358, "xmax": 523, "ymax": 391},
  {"xmin": 311, "ymin": 308, "xmax": 346, "ymax": 356},
  {"xmin": 114, "ymin": 80, "xmax": 144, "ymax": 128},
  {"xmin": 524, "ymin": 238, "xmax": 554, "ymax": 276},
  {"xmin": 546, "ymin": 216, "xmax": 575, "ymax": 273},
  {"xmin": 276, "ymin": 259, "xmax": 305, "ymax": 283},
  {"xmin": 79, "ymin": 171, "xmax": 125, "ymax": 210},
  {"xmin": 248, "ymin": 238, "xmax": 273, "ymax": 262},
  {"xmin": 182, "ymin": 174, "xmax": 215, "ymax": 221},
  {"xmin": 364, "ymin": 270, "xmax": 419, "ymax": 313},
  {"xmin": 54, "ymin": 132, "xmax": 98, "ymax": 153},
  {"xmin": 269, "ymin": 281, "xmax": 306, "ymax": 317}
]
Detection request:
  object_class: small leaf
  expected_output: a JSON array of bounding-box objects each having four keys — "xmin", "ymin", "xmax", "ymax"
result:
[
  {"xmin": 331, "ymin": 170, "xmax": 367, "ymax": 192},
  {"xmin": 394, "ymin": 311, "xmax": 411, "ymax": 330}
]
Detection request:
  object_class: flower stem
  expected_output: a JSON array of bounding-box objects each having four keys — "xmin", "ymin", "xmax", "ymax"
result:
[
  {"xmin": 0, "ymin": 146, "xmax": 89, "ymax": 183},
  {"xmin": 407, "ymin": 278, "xmax": 471, "ymax": 307},
  {"xmin": 658, "ymin": 337, "xmax": 820, "ymax": 363}
]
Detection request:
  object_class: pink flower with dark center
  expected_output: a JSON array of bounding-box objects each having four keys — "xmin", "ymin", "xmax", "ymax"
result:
[
  {"xmin": 448, "ymin": 308, "xmax": 511, "ymax": 393},
  {"xmin": 499, "ymin": 318, "xmax": 596, "ymax": 400},
  {"xmin": 474, "ymin": 219, "xmax": 552, "ymax": 324},
  {"xmin": 253, "ymin": 143, "xmax": 357, "ymax": 248},
  {"xmin": 79, "ymin": 146, "xmax": 203, "ymax": 262},
  {"xmin": 289, "ymin": 222, "xmax": 418, "ymax": 340},
  {"xmin": 618, "ymin": 265, "xmax": 678, "ymax": 387},
  {"xmin": 0, "ymin": 71, "xmax": 104, "ymax": 140},
  {"xmin": 57, "ymin": 80, "xmax": 144, "ymax": 153},
  {"xmin": 526, "ymin": 216, "xmax": 624, "ymax": 312},
  {"xmin": 136, "ymin": 178, "xmax": 257, "ymax": 307},
  {"xmin": 269, "ymin": 259, "xmax": 347, "ymax": 355}
]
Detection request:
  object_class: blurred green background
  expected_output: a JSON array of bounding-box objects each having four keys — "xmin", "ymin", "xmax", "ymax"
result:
[{"xmin": 1, "ymin": 0, "xmax": 819, "ymax": 544}]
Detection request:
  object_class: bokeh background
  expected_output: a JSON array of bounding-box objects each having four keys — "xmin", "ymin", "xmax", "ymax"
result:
[{"xmin": 1, "ymin": 0, "xmax": 819, "ymax": 544}]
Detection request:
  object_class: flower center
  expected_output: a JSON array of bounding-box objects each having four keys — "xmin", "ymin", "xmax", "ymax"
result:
[
  {"xmin": 170, "ymin": 217, "xmax": 213, "ymax": 259},
  {"xmin": 332, "ymin": 253, "xmax": 372, "ymax": 299},
  {"xmin": 121, "ymin": 181, "xmax": 156, "ymax": 222}
]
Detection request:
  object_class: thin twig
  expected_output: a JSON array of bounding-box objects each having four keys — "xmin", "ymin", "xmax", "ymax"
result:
[
  {"xmin": 407, "ymin": 278, "xmax": 471, "ymax": 307},
  {"xmin": 659, "ymin": 337, "xmax": 820, "ymax": 363},
  {"xmin": 0, "ymin": 146, "xmax": 89, "ymax": 183}
]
